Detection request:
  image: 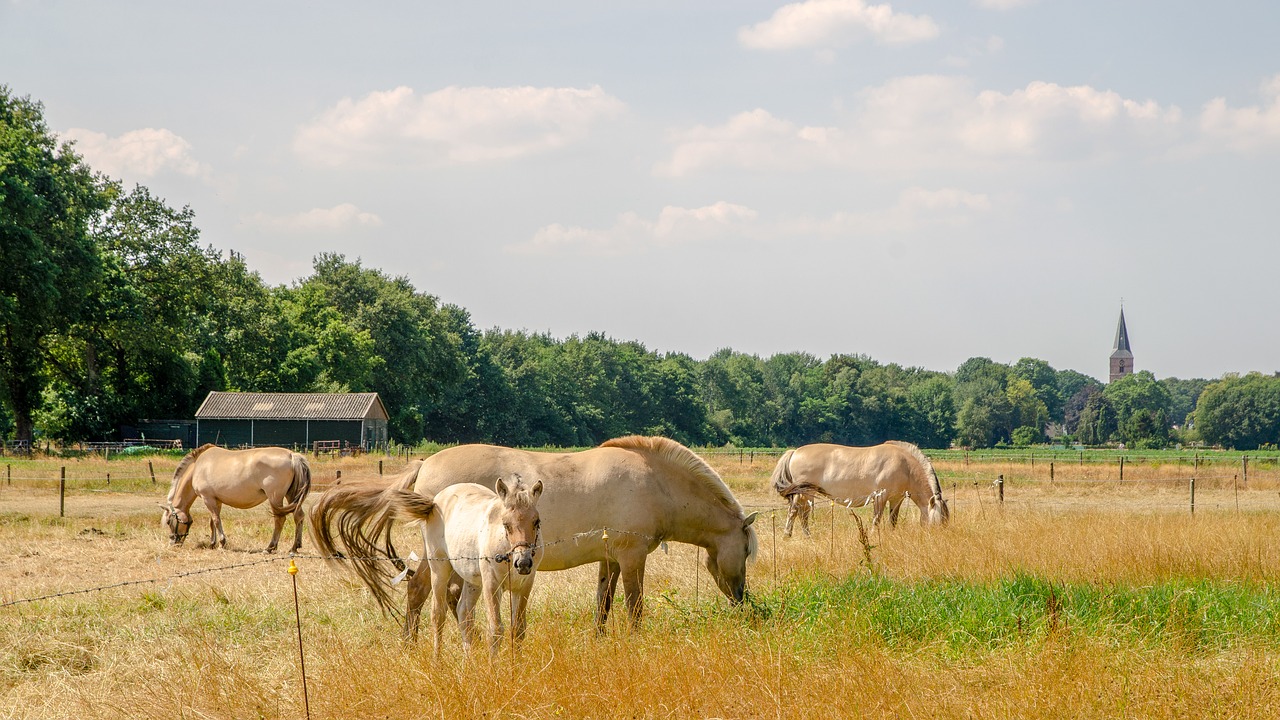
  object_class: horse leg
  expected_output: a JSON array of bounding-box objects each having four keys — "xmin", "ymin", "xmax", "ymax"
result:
[
  {"xmin": 511, "ymin": 590, "xmax": 532, "ymax": 645},
  {"xmin": 797, "ymin": 498, "xmax": 813, "ymax": 537},
  {"xmin": 457, "ymin": 582, "xmax": 481, "ymax": 649},
  {"xmin": 619, "ymin": 554, "xmax": 647, "ymax": 630},
  {"xmin": 871, "ymin": 492, "xmax": 888, "ymax": 529},
  {"xmin": 428, "ymin": 561, "xmax": 452, "ymax": 657},
  {"xmin": 482, "ymin": 571, "xmax": 506, "ymax": 656},
  {"xmin": 265, "ymin": 511, "xmax": 286, "ymax": 554},
  {"xmin": 404, "ymin": 558, "xmax": 432, "ymax": 641},
  {"xmin": 888, "ymin": 498, "xmax": 904, "ymax": 528},
  {"xmin": 202, "ymin": 496, "xmax": 226, "ymax": 549},
  {"xmin": 783, "ymin": 497, "xmax": 798, "ymax": 538},
  {"xmin": 594, "ymin": 559, "xmax": 621, "ymax": 634}
]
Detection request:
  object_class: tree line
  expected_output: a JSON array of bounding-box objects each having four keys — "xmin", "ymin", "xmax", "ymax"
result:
[{"xmin": 5, "ymin": 87, "xmax": 1280, "ymax": 450}]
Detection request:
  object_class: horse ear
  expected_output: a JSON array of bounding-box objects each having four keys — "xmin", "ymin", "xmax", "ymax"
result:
[
  {"xmin": 495, "ymin": 477, "xmax": 510, "ymax": 499},
  {"xmin": 743, "ymin": 511, "xmax": 759, "ymax": 528},
  {"xmin": 530, "ymin": 480, "xmax": 543, "ymax": 500}
]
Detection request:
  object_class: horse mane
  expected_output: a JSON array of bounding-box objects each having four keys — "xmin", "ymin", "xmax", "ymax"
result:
[
  {"xmin": 885, "ymin": 440, "xmax": 942, "ymax": 499},
  {"xmin": 600, "ymin": 436, "xmax": 745, "ymax": 516},
  {"xmin": 171, "ymin": 443, "xmax": 217, "ymax": 485}
]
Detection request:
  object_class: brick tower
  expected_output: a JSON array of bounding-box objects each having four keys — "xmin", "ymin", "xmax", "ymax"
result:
[{"xmin": 1109, "ymin": 308, "xmax": 1133, "ymax": 383}]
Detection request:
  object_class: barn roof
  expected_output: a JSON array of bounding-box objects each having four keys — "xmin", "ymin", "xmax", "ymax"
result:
[{"xmin": 195, "ymin": 392, "xmax": 389, "ymax": 421}]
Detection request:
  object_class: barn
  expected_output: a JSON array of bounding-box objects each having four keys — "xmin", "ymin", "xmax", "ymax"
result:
[{"xmin": 194, "ymin": 391, "xmax": 389, "ymax": 451}]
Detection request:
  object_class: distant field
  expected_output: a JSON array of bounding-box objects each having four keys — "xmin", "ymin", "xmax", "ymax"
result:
[{"xmin": 2, "ymin": 449, "xmax": 1279, "ymax": 718}]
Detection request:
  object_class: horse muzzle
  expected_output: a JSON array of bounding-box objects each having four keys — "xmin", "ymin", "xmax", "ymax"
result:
[{"xmin": 514, "ymin": 555, "xmax": 535, "ymax": 575}]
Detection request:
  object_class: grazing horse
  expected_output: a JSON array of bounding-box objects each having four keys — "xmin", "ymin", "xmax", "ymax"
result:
[
  {"xmin": 772, "ymin": 441, "xmax": 949, "ymax": 537},
  {"xmin": 395, "ymin": 476, "xmax": 544, "ymax": 655},
  {"xmin": 309, "ymin": 435, "xmax": 758, "ymax": 637},
  {"xmin": 161, "ymin": 444, "xmax": 311, "ymax": 553}
]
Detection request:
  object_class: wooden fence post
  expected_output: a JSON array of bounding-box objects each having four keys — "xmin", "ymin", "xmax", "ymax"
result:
[
  {"xmin": 379, "ymin": 460, "xmax": 383, "ymax": 475},
  {"xmin": 149, "ymin": 461, "xmax": 156, "ymax": 485},
  {"xmin": 997, "ymin": 475, "xmax": 1004, "ymax": 503},
  {"xmin": 60, "ymin": 466, "xmax": 66, "ymax": 517},
  {"xmin": 6, "ymin": 463, "xmax": 9, "ymax": 486},
  {"xmin": 1189, "ymin": 477, "xmax": 1196, "ymax": 515},
  {"xmin": 1119, "ymin": 456, "xmax": 1125, "ymax": 482},
  {"xmin": 1242, "ymin": 456, "xmax": 1248, "ymax": 489}
]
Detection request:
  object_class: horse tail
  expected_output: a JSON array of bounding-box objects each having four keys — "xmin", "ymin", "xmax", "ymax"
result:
[
  {"xmin": 770, "ymin": 449, "xmax": 796, "ymax": 497},
  {"xmin": 774, "ymin": 481, "xmax": 832, "ymax": 503},
  {"xmin": 307, "ymin": 475, "xmax": 420, "ymax": 618},
  {"xmin": 269, "ymin": 454, "xmax": 313, "ymax": 517}
]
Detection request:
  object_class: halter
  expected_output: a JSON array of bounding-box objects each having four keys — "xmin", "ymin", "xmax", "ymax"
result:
[
  {"xmin": 166, "ymin": 505, "xmax": 192, "ymax": 543},
  {"xmin": 493, "ymin": 532, "xmax": 539, "ymax": 564}
]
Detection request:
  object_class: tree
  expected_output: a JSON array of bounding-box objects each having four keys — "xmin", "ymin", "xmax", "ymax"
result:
[
  {"xmin": 0, "ymin": 88, "xmax": 110, "ymax": 443},
  {"xmin": 1195, "ymin": 373, "xmax": 1280, "ymax": 450},
  {"xmin": 1076, "ymin": 393, "xmax": 1116, "ymax": 445},
  {"xmin": 1103, "ymin": 371, "xmax": 1172, "ymax": 446}
]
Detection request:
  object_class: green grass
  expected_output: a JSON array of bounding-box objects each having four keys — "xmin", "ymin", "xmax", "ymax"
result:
[{"xmin": 750, "ymin": 573, "xmax": 1280, "ymax": 655}]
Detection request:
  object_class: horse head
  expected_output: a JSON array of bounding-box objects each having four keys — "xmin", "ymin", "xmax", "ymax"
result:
[
  {"xmin": 158, "ymin": 502, "xmax": 192, "ymax": 544},
  {"xmin": 495, "ymin": 475, "xmax": 544, "ymax": 575},
  {"xmin": 704, "ymin": 511, "xmax": 759, "ymax": 604},
  {"xmin": 926, "ymin": 494, "xmax": 950, "ymax": 526}
]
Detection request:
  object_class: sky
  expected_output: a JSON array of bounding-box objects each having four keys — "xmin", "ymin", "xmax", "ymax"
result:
[{"xmin": 4, "ymin": 0, "xmax": 1278, "ymax": 382}]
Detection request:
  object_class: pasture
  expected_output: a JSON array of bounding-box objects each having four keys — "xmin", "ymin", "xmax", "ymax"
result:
[{"xmin": 2, "ymin": 450, "xmax": 1279, "ymax": 718}]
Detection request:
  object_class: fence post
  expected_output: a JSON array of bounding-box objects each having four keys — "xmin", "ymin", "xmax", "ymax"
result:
[
  {"xmin": 1119, "ymin": 456, "xmax": 1124, "ymax": 482},
  {"xmin": 997, "ymin": 475, "xmax": 1004, "ymax": 503},
  {"xmin": 1189, "ymin": 477, "xmax": 1195, "ymax": 515},
  {"xmin": 1242, "ymin": 456, "xmax": 1248, "ymax": 489},
  {"xmin": 335, "ymin": 470, "xmax": 342, "ymax": 482},
  {"xmin": 106, "ymin": 472, "xmax": 110, "ymax": 487},
  {"xmin": 379, "ymin": 460, "xmax": 383, "ymax": 475},
  {"xmin": 60, "ymin": 466, "xmax": 66, "ymax": 517},
  {"xmin": 1049, "ymin": 462, "xmax": 1055, "ymax": 485},
  {"xmin": 6, "ymin": 463, "xmax": 9, "ymax": 486},
  {"xmin": 149, "ymin": 461, "xmax": 156, "ymax": 485}
]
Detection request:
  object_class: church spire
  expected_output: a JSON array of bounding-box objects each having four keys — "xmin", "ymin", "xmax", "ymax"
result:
[{"xmin": 1109, "ymin": 308, "xmax": 1133, "ymax": 382}]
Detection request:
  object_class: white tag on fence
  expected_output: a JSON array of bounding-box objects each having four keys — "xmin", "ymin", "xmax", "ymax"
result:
[
  {"xmin": 408, "ymin": 551, "xmax": 419, "ymax": 563},
  {"xmin": 390, "ymin": 566, "xmax": 410, "ymax": 586}
]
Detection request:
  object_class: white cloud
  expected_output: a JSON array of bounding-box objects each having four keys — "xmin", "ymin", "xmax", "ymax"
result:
[
  {"xmin": 1199, "ymin": 75, "xmax": 1280, "ymax": 150},
  {"xmin": 656, "ymin": 109, "xmax": 842, "ymax": 177},
  {"xmin": 62, "ymin": 127, "xmax": 209, "ymax": 180},
  {"xmin": 739, "ymin": 0, "xmax": 939, "ymax": 50},
  {"xmin": 245, "ymin": 203, "xmax": 383, "ymax": 233},
  {"xmin": 294, "ymin": 85, "xmax": 625, "ymax": 166},
  {"xmin": 508, "ymin": 202, "xmax": 758, "ymax": 256},
  {"xmin": 660, "ymin": 75, "xmax": 1185, "ymax": 175}
]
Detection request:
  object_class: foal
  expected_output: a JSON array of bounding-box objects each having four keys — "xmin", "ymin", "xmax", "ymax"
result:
[{"xmin": 398, "ymin": 475, "xmax": 543, "ymax": 655}]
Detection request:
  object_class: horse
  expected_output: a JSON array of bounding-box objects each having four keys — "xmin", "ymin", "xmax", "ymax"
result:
[
  {"xmin": 309, "ymin": 435, "xmax": 758, "ymax": 637},
  {"xmin": 161, "ymin": 444, "xmax": 312, "ymax": 553},
  {"xmin": 394, "ymin": 476, "xmax": 543, "ymax": 655},
  {"xmin": 771, "ymin": 441, "xmax": 949, "ymax": 537}
]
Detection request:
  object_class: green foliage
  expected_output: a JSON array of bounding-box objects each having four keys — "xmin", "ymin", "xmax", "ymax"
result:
[
  {"xmin": 762, "ymin": 573, "xmax": 1280, "ymax": 653},
  {"xmin": 0, "ymin": 87, "xmax": 111, "ymax": 442},
  {"xmin": 1011, "ymin": 425, "xmax": 1043, "ymax": 446},
  {"xmin": 1195, "ymin": 373, "xmax": 1280, "ymax": 450}
]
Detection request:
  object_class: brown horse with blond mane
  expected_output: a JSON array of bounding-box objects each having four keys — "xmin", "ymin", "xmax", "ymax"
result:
[
  {"xmin": 162, "ymin": 444, "xmax": 311, "ymax": 552},
  {"xmin": 309, "ymin": 436, "xmax": 758, "ymax": 637},
  {"xmin": 772, "ymin": 441, "xmax": 949, "ymax": 537}
]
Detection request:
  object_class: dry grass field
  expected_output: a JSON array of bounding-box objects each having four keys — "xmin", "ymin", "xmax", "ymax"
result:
[{"xmin": 2, "ymin": 450, "xmax": 1279, "ymax": 719}]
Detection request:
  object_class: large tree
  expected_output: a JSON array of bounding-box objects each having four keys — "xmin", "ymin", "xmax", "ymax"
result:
[
  {"xmin": 0, "ymin": 88, "xmax": 110, "ymax": 443},
  {"xmin": 1195, "ymin": 373, "xmax": 1280, "ymax": 450}
]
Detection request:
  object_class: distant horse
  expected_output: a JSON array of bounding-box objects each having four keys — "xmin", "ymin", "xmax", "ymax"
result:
[
  {"xmin": 772, "ymin": 441, "xmax": 949, "ymax": 537},
  {"xmin": 161, "ymin": 444, "xmax": 311, "ymax": 553},
  {"xmin": 395, "ymin": 476, "xmax": 543, "ymax": 655},
  {"xmin": 309, "ymin": 435, "xmax": 758, "ymax": 637}
]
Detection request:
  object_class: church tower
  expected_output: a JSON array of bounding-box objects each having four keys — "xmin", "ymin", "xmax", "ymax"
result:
[{"xmin": 1109, "ymin": 308, "xmax": 1133, "ymax": 383}]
